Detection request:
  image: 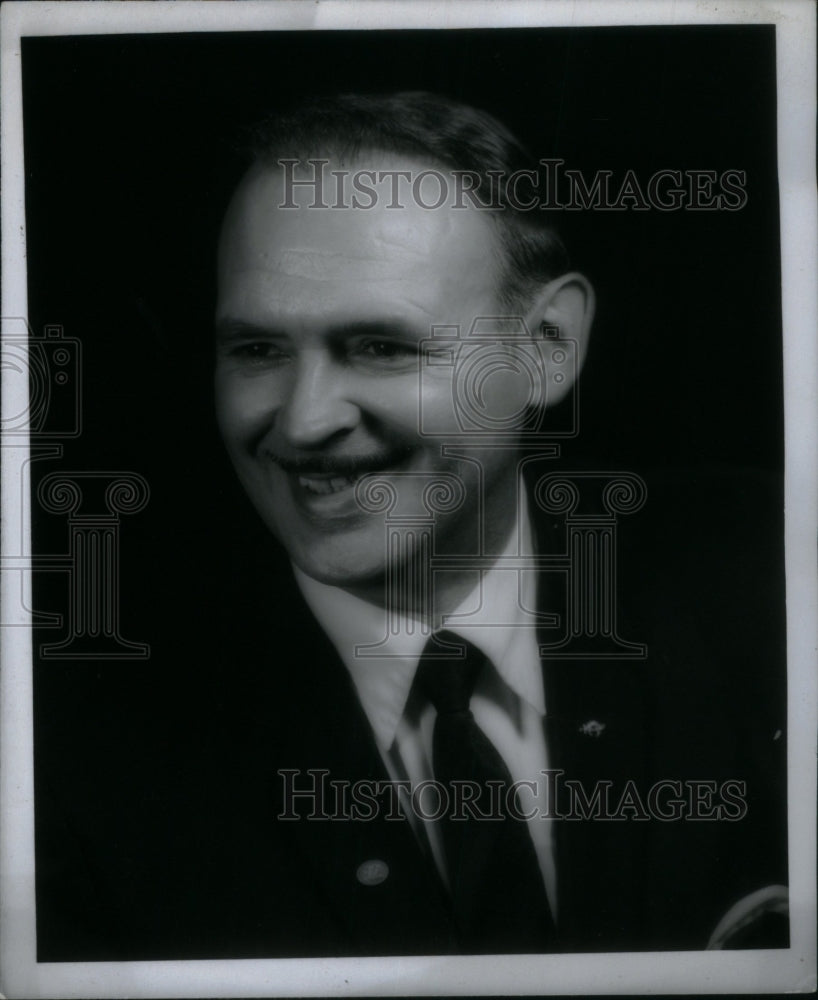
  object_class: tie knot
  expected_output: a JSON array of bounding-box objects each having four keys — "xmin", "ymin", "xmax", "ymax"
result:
[{"xmin": 414, "ymin": 633, "xmax": 485, "ymax": 716}]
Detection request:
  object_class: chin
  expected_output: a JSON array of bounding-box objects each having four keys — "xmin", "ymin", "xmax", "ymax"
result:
[
  {"xmin": 288, "ymin": 539, "xmax": 390, "ymax": 590},
  {"xmin": 270, "ymin": 510, "xmax": 436, "ymax": 595}
]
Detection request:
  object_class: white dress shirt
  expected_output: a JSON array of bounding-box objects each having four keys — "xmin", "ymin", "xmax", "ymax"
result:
[{"xmin": 294, "ymin": 490, "xmax": 557, "ymax": 917}]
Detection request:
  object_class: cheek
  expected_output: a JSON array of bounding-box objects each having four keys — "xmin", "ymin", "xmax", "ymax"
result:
[
  {"xmin": 417, "ymin": 367, "xmax": 461, "ymax": 436},
  {"xmin": 416, "ymin": 361, "xmax": 535, "ymax": 438},
  {"xmin": 478, "ymin": 366, "xmax": 539, "ymax": 419},
  {"xmin": 214, "ymin": 372, "xmax": 281, "ymax": 448},
  {"xmin": 355, "ymin": 373, "xmax": 429, "ymax": 438}
]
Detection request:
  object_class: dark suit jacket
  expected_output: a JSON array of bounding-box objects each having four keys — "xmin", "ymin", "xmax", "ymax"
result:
[{"xmin": 34, "ymin": 466, "xmax": 788, "ymax": 960}]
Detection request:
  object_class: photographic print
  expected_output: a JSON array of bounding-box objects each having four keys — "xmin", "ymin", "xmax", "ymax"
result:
[{"xmin": 1, "ymin": 1, "xmax": 815, "ymax": 996}]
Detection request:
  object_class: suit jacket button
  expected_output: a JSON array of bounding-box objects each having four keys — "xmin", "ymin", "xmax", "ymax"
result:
[{"xmin": 356, "ymin": 859, "xmax": 389, "ymax": 886}]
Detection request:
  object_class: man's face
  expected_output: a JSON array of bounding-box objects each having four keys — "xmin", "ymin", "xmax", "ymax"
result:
[{"xmin": 215, "ymin": 154, "xmax": 534, "ymax": 591}]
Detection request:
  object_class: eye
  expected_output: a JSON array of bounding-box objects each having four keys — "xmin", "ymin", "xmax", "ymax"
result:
[
  {"xmin": 363, "ymin": 341, "xmax": 411, "ymax": 358},
  {"xmin": 227, "ymin": 342, "xmax": 290, "ymax": 366},
  {"xmin": 350, "ymin": 339, "xmax": 419, "ymax": 367}
]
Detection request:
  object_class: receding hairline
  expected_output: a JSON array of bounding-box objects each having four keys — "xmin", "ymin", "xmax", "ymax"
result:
[
  {"xmin": 219, "ymin": 148, "xmax": 512, "ymax": 300},
  {"xmin": 224, "ymin": 92, "xmax": 570, "ymax": 309}
]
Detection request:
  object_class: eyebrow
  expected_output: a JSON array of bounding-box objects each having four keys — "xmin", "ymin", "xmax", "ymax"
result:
[
  {"xmin": 214, "ymin": 317, "xmax": 427, "ymax": 344},
  {"xmin": 214, "ymin": 319, "xmax": 287, "ymax": 344},
  {"xmin": 329, "ymin": 320, "xmax": 426, "ymax": 342}
]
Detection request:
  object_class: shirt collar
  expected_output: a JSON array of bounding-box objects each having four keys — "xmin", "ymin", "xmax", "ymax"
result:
[{"xmin": 294, "ymin": 484, "xmax": 545, "ymax": 751}]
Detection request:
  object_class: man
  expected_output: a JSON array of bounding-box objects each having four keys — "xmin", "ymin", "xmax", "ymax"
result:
[
  {"xmin": 214, "ymin": 91, "xmax": 594, "ymax": 955},
  {"xmin": 35, "ymin": 92, "xmax": 788, "ymax": 960},
  {"xmin": 209, "ymin": 92, "xmax": 788, "ymax": 954}
]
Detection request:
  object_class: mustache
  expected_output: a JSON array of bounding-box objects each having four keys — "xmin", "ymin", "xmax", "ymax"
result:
[{"xmin": 262, "ymin": 446, "xmax": 414, "ymax": 477}]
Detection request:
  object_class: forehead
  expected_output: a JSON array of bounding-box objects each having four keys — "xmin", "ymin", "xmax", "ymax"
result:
[{"xmin": 216, "ymin": 154, "xmax": 503, "ymax": 329}]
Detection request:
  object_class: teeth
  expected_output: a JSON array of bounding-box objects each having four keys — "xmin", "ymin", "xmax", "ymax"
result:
[{"xmin": 297, "ymin": 474, "xmax": 356, "ymax": 496}]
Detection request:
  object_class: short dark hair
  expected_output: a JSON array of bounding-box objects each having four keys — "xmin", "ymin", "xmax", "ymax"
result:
[{"xmin": 242, "ymin": 91, "xmax": 569, "ymax": 310}]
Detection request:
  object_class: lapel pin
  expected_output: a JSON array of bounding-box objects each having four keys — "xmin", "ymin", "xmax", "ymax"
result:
[{"xmin": 579, "ymin": 720, "xmax": 606, "ymax": 737}]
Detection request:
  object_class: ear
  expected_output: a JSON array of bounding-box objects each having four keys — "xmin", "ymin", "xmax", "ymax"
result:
[{"xmin": 526, "ymin": 272, "xmax": 595, "ymax": 407}]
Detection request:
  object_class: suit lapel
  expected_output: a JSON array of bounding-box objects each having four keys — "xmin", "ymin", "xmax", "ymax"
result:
[{"xmin": 267, "ymin": 594, "xmax": 460, "ymax": 955}]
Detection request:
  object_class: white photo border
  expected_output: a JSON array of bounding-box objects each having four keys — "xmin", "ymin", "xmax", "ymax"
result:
[{"xmin": 1, "ymin": 1, "xmax": 815, "ymax": 996}]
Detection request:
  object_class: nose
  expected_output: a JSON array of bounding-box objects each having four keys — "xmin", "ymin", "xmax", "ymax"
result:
[{"xmin": 277, "ymin": 351, "xmax": 360, "ymax": 448}]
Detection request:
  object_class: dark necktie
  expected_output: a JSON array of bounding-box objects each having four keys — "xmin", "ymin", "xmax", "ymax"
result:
[{"xmin": 414, "ymin": 632, "xmax": 555, "ymax": 953}]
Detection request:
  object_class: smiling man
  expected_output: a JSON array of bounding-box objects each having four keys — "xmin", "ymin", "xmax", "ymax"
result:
[
  {"xmin": 200, "ymin": 93, "xmax": 789, "ymax": 957},
  {"xmin": 31, "ymin": 92, "xmax": 789, "ymax": 964},
  {"xmin": 214, "ymin": 106, "xmax": 591, "ymax": 613},
  {"xmin": 211, "ymin": 97, "xmax": 596, "ymax": 952}
]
